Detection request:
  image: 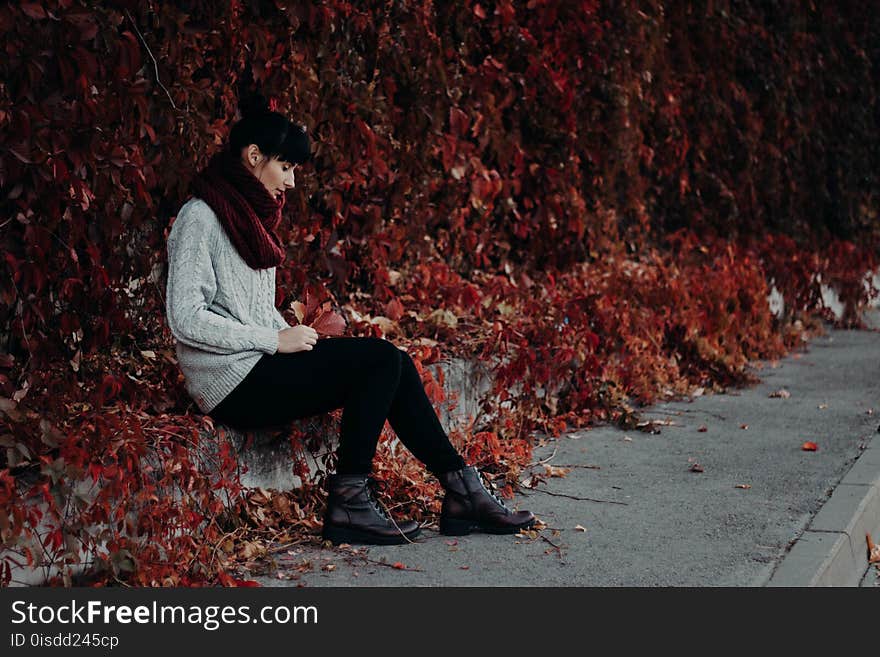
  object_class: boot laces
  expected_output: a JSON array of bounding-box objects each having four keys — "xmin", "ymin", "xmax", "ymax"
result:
[
  {"xmin": 365, "ymin": 479, "xmax": 390, "ymax": 521},
  {"xmin": 367, "ymin": 479, "xmax": 419, "ymax": 544},
  {"xmin": 477, "ymin": 470, "xmax": 509, "ymax": 510}
]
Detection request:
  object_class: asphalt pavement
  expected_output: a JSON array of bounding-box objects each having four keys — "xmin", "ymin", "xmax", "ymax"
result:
[{"xmin": 256, "ymin": 313, "xmax": 880, "ymax": 587}]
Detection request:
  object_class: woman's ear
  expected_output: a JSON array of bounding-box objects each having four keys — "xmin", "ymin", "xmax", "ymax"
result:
[{"xmin": 246, "ymin": 144, "xmax": 263, "ymax": 167}]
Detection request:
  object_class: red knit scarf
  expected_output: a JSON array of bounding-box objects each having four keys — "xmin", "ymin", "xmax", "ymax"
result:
[{"xmin": 190, "ymin": 150, "xmax": 286, "ymax": 270}]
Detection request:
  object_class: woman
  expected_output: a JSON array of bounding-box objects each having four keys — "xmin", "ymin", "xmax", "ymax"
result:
[{"xmin": 165, "ymin": 93, "xmax": 535, "ymax": 545}]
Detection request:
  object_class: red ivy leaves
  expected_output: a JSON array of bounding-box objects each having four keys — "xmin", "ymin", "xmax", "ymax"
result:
[
  {"xmin": 0, "ymin": 0, "xmax": 877, "ymax": 587},
  {"xmin": 95, "ymin": 374, "xmax": 123, "ymax": 407}
]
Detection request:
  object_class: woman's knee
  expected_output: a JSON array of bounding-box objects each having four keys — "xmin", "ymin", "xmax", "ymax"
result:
[
  {"xmin": 398, "ymin": 347, "xmax": 418, "ymax": 373},
  {"xmin": 361, "ymin": 337, "xmax": 403, "ymax": 373}
]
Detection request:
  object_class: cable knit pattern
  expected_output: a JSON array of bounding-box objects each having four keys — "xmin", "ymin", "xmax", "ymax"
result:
[{"xmin": 166, "ymin": 197, "xmax": 291, "ymax": 413}]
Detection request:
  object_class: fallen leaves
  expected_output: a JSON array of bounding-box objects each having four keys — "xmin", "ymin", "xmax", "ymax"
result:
[
  {"xmin": 0, "ymin": 397, "xmax": 23, "ymax": 422},
  {"xmin": 801, "ymin": 441, "xmax": 819, "ymax": 451},
  {"xmin": 735, "ymin": 484, "xmax": 751, "ymax": 489},
  {"xmin": 543, "ymin": 464, "xmax": 570, "ymax": 478},
  {"xmin": 689, "ymin": 462, "xmax": 704, "ymax": 473},
  {"xmin": 69, "ymin": 349, "xmax": 82, "ymax": 372},
  {"xmin": 383, "ymin": 297, "xmax": 405, "ymax": 321},
  {"xmin": 516, "ymin": 528, "xmax": 540, "ymax": 539},
  {"xmin": 697, "ymin": 425, "xmax": 708, "ymax": 432},
  {"xmin": 12, "ymin": 379, "xmax": 29, "ymax": 403},
  {"xmin": 740, "ymin": 423, "xmax": 749, "ymax": 430},
  {"xmin": 868, "ymin": 534, "xmax": 880, "ymax": 564},
  {"xmin": 768, "ymin": 388, "xmax": 790, "ymax": 398},
  {"xmin": 574, "ymin": 524, "xmax": 587, "ymax": 532},
  {"xmin": 426, "ymin": 308, "xmax": 459, "ymax": 330},
  {"xmin": 237, "ymin": 541, "xmax": 265, "ymax": 561},
  {"xmin": 243, "ymin": 487, "xmax": 305, "ymax": 524},
  {"xmin": 368, "ymin": 315, "xmax": 398, "ymax": 336},
  {"xmin": 635, "ymin": 418, "xmax": 675, "ymax": 434}
]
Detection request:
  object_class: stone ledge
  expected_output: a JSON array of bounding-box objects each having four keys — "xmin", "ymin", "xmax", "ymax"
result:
[{"xmin": 217, "ymin": 356, "xmax": 497, "ymax": 490}]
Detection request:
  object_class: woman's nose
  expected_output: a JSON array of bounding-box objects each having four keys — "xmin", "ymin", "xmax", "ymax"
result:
[{"xmin": 285, "ymin": 171, "xmax": 296, "ymax": 188}]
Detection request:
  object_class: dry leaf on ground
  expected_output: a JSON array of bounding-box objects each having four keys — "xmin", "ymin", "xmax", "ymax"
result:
[
  {"xmin": 801, "ymin": 441, "xmax": 818, "ymax": 451},
  {"xmin": 649, "ymin": 418, "xmax": 677, "ymax": 426},
  {"xmin": 544, "ymin": 465, "xmax": 571, "ymax": 478},
  {"xmin": 867, "ymin": 534, "xmax": 880, "ymax": 563}
]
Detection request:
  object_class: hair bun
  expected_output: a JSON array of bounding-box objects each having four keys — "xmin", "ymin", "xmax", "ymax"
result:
[{"xmin": 239, "ymin": 92, "xmax": 271, "ymax": 120}]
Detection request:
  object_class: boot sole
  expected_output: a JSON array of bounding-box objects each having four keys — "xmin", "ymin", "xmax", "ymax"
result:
[
  {"xmin": 323, "ymin": 524, "xmax": 422, "ymax": 546},
  {"xmin": 439, "ymin": 517, "xmax": 536, "ymax": 536}
]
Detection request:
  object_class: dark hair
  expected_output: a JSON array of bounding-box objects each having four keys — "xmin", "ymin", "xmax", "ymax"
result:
[{"xmin": 228, "ymin": 92, "xmax": 311, "ymax": 165}]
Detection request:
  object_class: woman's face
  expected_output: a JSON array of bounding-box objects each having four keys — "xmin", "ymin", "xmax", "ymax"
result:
[{"xmin": 241, "ymin": 145, "xmax": 297, "ymax": 200}]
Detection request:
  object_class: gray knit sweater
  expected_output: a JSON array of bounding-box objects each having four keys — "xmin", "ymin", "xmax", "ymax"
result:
[{"xmin": 165, "ymin": 197, "xmax": 290, "ymax": 413}]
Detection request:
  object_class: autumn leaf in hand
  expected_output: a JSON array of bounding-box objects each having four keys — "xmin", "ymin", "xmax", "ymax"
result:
[
  {"xmin": 291, "ymin": 282, "xmax": 321, "ymax": 324},
  {"xmin": 312, "ymin": 303, "xmax": 346, "ymax": 336},
  {"xmin": 292, "ymin": 283, "xmax": 346, "ymax": 336}
]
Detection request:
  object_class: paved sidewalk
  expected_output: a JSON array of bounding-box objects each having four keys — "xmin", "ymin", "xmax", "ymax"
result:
[{"xmin": 256, "ymin": 317, "xmax": 880, "ymax": 587}]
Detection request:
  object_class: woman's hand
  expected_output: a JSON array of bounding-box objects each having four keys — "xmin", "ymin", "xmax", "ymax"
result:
[{"xmin": 277, "ymin": 325, "xmax": 319, "ymax": 353}]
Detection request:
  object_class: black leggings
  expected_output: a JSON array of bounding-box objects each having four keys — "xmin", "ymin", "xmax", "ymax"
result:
[{"xmin": 208, "ymin": 336, "xmax": 466, "ymax": 476}]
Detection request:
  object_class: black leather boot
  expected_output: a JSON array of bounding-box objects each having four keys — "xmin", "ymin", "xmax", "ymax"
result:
[
  {"xmin": 322, "ymin": 474, "xmax": 422, "ymax": 545},
  {"xmin": 437, "ymin": 466, "xmax": 536, "ymax": 535}
]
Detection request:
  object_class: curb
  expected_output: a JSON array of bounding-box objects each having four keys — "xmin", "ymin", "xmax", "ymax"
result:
[{"xmin": 766, "ymin": 433, "xmax": 880, "ymax": 587}]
